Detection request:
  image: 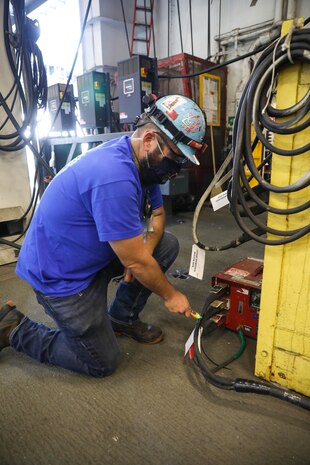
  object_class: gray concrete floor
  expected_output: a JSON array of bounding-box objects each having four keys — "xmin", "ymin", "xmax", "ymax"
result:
[{"xmin": 0, "ymin": 206, "xmax": 309, "ymax": 465}]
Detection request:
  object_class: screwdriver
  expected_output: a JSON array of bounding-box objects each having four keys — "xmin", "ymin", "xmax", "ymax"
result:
[{"xmin": 190, "ymin": 310, "xmax": 202, "ymax": 320}]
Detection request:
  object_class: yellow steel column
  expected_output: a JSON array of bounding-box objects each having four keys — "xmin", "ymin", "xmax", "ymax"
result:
[{"xmin": 255, "ymin": 19, "xmax": 310, "ymax": 396}]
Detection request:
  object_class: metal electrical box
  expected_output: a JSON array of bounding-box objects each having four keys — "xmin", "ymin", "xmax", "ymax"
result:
[
  {"xmin": 47, "ymin": 83, "xmax": 75, "ymax": 132},
  {"xmin": 212, "ymin": 257, "xmax": 263, "ymax": 339},
  {"xmin": 160, "ymin": 171, "xmax": 189, "ymax": 196},
  {"xmin": 77, "ymin": 71, "xmax": 111, "ymax": 130},
  {"xmin": 117, "ymin": 55, "xmax": 158, "ymax": 124}
]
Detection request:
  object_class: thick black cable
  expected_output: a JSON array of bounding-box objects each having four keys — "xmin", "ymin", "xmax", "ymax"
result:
[
  {"xmin": 120, "ymin": 0, "xmax": 131, "ymax": 57},
  {"xmin": 192, "ymin": 294, "xmax": 310, "ymax": 410},
  {"xmin": 218, "ymin": 0, "xmax": 221, "ymax": 56},
  {"xmin": 229, "ymin": 27, "xmax": 310, "ymax": 245},
  {"xmin": 158, "ymin": 41, "xmax": 276, "ymax": 79},
  {"xmin": 40, "ymin": 0, "xmax": 92, "ymax": 157},
  {"xmin": 176, "ymin": 0, "xmax": 183, "ymax": 53},
  {"xmin": 167, "ymin": 0, "xmax": 170, "ymax": 57},
  {"xmin": 0, "ymin": 238, "xmax": 21, "ymax": 250},
  {"xmin": 151, "ymin": 0, "xmax": 156, "ymax": 58},
  {"xmin": 207, "ymin": 0, "xmax": 211, "ymax": 58}
]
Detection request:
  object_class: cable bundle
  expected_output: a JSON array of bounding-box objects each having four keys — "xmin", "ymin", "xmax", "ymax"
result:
[
  {"xmin": 229, "ymin": 26, "xmax": 310, "ymax": 245},
  {"xmin": 0, "ymin": 0, "xmax": 47, "ymax": 153},
  {"xmin": 191, "ymin": 290, "xmax": 310, "ymax": 410}
]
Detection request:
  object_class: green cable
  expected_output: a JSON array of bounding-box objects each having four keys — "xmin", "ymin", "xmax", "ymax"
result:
[{"xmin": 211, "ymin": 327, "xmax": 246, "ymax": 373}]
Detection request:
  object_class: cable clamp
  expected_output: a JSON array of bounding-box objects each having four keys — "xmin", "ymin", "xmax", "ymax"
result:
[{"xmin": 281, "ymin": 20, "xmax": 300, "ymax": 64}]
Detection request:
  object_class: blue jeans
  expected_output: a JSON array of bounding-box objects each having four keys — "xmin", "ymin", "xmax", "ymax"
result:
[{"xmin": 10, "ymin": 232, "xmax": 179, "ymax": 377}]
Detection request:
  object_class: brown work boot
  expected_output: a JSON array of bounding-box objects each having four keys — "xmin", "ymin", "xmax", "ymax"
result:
[
  {"xmin": 111, "ymin": 319, "xmax": 164, "ymax": 344},
  {"xmin": 0, "ymin": 301, "xmax": 24, "ymax": 350}
]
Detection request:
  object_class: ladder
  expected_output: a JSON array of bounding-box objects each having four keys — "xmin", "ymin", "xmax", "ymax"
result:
[{"xmin": 130, "ymin": 0, "xmax": 154, "ymax": 56}]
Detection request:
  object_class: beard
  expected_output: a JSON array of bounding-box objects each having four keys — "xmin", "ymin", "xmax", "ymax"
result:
[{"xmin": 138, "ymin": 148, "xmax": 181, "ymax": 185}]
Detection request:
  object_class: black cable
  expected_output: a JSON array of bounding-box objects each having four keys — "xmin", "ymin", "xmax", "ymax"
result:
[
  {"xmin": 120, "ymin": 0, "xmax": 131, "ymax": 57},
  {"xmin": 151, "ymin": 0, "xmax": 156, "ymax": 58},
  {"xmin": 207, "ymin": 0, "xmax": 211, "ymax": 58},
  {"xmin": 40, "ymin": 0, "xmax": 92, "ymax": 156},
  {"xmin": 218, "ymin": 0, "xmax": 221, "ymax": 56},
  {"xmin": 229, "ymin": 28, "xmax": 310, "ymax": 245},
  {"xmin": 158, "ymin": 40, "xmax": 275, "ymax": 79},
  {"xmin": 176, "ymin": 0, "xmax": 183, "ymax": 53},
  {"xmin": 192, "ymin": 293, "xmax": 310, "ymax": 410},
  {"xmin": 144, "ymin": 0, "xmax": 148, "ymax": 54},
  {"xmin": 167, "ymin": 0, "xmax": 170, "ymax": 57},
  {"xmin": 189, "ymin": 0, "xmax": 194, "ymax": 56},
  {"xmin": 0, "ymin": 238, "xmax": 21, "ymax": 250},
  {"xmin": 188, "ymin": 0, "xmax": 196, "ymax": 101},
  {"xmin": 1, "ymin": 2, "xmax": 47, "ymax": 153}
]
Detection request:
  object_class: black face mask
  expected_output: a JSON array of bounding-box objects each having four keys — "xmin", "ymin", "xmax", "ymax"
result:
[{"xmin": 138, "ymin": 149, "xmax": 181, "ymax": 185}]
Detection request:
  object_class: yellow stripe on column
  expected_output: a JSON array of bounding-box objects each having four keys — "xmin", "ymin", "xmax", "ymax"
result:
[{"xmin": 255, "ymin": 19, "xmax": 310, "ymax": 396}]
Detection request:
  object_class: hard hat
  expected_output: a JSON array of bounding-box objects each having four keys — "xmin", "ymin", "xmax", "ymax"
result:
[{"xmin": 145, "ymin": 94, "xmax": 208, "ymax": 165}]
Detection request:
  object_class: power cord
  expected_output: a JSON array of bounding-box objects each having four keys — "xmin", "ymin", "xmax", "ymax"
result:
[
  {"xmin": 191, "ymin": 290, "xmax": 310, "ymax": 411},
  {"xmin": 228, "ymin": 26, "xmax": 310, "ymax": 245}
]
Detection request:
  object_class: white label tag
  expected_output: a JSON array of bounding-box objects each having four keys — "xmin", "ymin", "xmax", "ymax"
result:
[
  {"xmin": 189, "ymin": 244, "xmax": 205, "ymax": 280},
  {"xmin": 184, "ymin": 328, "xmax": 195, "ymax": 356},
  {"xmin": 210, "ymin": 190, "xmax": 229, "ymax": 211}
]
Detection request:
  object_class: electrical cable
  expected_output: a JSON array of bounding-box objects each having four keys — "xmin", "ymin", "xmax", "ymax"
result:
[
  {"xmin": 176, "ymin": 0, "xmax": 183, "ymax": 53},
  {"xmin": 207, "ymin": 0, "xmax": 211, "ymax": 58},
  {"xmin": 211, "ymin": 328, "xmax": 246, "ymax": 373},
  {"xmin": 191, "ymin": 291, "xmax": 310, "ymax": 410},
  {"xmin": 229, "ymin": 26, "xmax": 310, "ymax": 245},
  {"xmin": 0, "ymin": 0, "xmax": 91, "ymax": 249},
  {"xmin": 150, "ymin": 0, "xmax": 156, "ymax": 58},
  {"xmin": 0, "ymin": 2, "xmax": 48, "ymax": 153},
  {"xmin": 167, "ymin": 0, "xmax": 170, "ymax": 57},
  {"xmin": 39, "ymin": 0, "xmax": 92, "ymax": 157},
  {"xmin": 158, "ymin": 40, "xmax": 279, "ymax": 79},
  {"xmin": 192, "ymin": 25, "xmax": 309, "ymax": 250},
  {"xmin": 120, "ymin": 0, "xmax": 131, "ymax": 57},
  {"xmin": 0, "ymin": 0, "xmax": 55, "ymax": 250}
]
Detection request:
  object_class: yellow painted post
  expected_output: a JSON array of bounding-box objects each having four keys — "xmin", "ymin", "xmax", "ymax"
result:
[{"xmin": 255, "ymin": 19, "xmax": 310, "ymax": 396}]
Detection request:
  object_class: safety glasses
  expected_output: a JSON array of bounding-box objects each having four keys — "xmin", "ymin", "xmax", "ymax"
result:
[{"xmin": 155, "ymin": 133, "xmax": 188, "ymax": 165}]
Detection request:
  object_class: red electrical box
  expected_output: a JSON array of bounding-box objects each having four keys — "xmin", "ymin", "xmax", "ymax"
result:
[{"xmin": 212, "ymin": 258, "xmax": 263, "ymax": 339}]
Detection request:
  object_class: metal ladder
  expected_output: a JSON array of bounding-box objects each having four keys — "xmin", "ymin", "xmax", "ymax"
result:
[{"xmin": 130, "ymin": 0, "xmax": 154, "ymax": 56}]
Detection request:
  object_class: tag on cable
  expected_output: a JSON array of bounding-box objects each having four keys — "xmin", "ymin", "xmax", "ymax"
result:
[
  {"xmin": 210, "ymin": 190, "xmax": 229, "ymax": 211},
  {"xmin": 184, "ymin": 328, "xmax": 195, "ymax": 357},
  {"xmin": 189, "ymin": 244, "xmax": 205, "ymax": 280}
]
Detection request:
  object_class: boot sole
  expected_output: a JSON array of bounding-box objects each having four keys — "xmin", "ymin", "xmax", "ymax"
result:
[{"xmin": 113, "ymin": 330, "xmax": 164, "ymax": 344}]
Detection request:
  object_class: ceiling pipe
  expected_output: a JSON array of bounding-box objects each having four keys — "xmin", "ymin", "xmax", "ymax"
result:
[{"xmin": 286, "ymin": 0, "xmax": 297, "ymax": 20}]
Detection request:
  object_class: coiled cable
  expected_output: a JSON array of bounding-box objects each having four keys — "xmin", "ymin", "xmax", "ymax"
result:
[{"xmin": 228, "ymin": 26, "xmax": 310, "ymax": 245}]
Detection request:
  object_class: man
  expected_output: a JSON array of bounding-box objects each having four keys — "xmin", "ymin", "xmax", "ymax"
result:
[{"xmin": 0, "ymin": 94, "xmax": 207, "ymax": 377}]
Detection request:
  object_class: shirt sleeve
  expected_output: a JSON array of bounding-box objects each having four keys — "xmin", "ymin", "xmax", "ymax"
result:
[
  {"xmin": 87, "ymin": 180, "xmax": 143, "ymax": 241},
  {"xmin": 148, "ymin": 184, "xmax": 163, "ymax": 210}
]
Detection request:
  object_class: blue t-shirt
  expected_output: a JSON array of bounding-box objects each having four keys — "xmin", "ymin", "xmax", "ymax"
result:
[{"xmin": 16, "ymin": 136, "xmax": 162, "ymax": 296}]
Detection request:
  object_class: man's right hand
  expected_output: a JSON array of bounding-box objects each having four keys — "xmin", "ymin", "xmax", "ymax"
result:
[
  {"xmin": 109, "ymin": 234, "xmax": 192, "ymax": 317},
  {"xmin": 164, "ymin": 290, "xmax": 192, "ymax": 318}
]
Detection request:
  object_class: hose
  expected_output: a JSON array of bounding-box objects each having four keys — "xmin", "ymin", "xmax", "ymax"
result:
[
  {"xmin": 229, "ymin": 26, "xmax": 310, "ymax": 245},
  {"xmin": 192, "ymin": 294, "xmax": 310, "ymax": 411}
]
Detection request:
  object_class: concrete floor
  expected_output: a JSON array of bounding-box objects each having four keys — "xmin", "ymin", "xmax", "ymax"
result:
[{"xmin": 0, "ymin": 206, "xmax": 309, "ymax": 465}]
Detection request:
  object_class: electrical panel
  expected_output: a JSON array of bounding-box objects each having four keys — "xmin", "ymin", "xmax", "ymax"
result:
[
  {"xmin": 47, "ymin": 83, "xmax": 75, "ymax": 132},
  {"xmin": 77, "ymin": 71, "xmax": 111, "ymax": 130},
  {"xmin": 117, "ymin": 55, "xmax": 158, "ymax": 124},
  {"xmin": 212, "ymin": 257, "xmax": 263, "ymax": 339}
]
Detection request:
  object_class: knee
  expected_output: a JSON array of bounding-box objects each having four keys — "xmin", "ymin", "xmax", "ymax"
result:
[
  {"xmin": 160, "ymin": 231, "xmax": 180, "ymax": 264},
  {"xmin": 167, "ymin": 232, "xmax": 180, "ymax": 259},
  {"xmin": 87, "ymin": 350, "xmax": 122, "ymax": 378}
]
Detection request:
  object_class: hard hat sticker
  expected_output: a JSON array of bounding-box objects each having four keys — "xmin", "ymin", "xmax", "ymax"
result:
[
  {"xmin": 161, "ymin": 95, "xmax": 187, "ymax": 111},
  {"xmin": 166, "ymin": 109, "xmax": 178, "ymax": 120},
  {"xmin": 181, "ymin": 113, "xmax": 201, "ymax": 133}
]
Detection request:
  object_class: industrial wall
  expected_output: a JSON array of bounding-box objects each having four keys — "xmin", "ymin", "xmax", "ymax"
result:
[{"xmin": 79, "ymin": 0, "xmax": 309, "ymax": 127}]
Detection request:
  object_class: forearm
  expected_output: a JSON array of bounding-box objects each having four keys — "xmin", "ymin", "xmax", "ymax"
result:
[
  {"xmin": 128, "ymin": 253, "xmax": 175, "ymax": 300},
  {"xmin": 144, "ymin": 207, "xmax": 165, "ymax": 254},
  {"xmin": 109, "ymin": 234, "xmax": 192, "ymax": 316}
]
